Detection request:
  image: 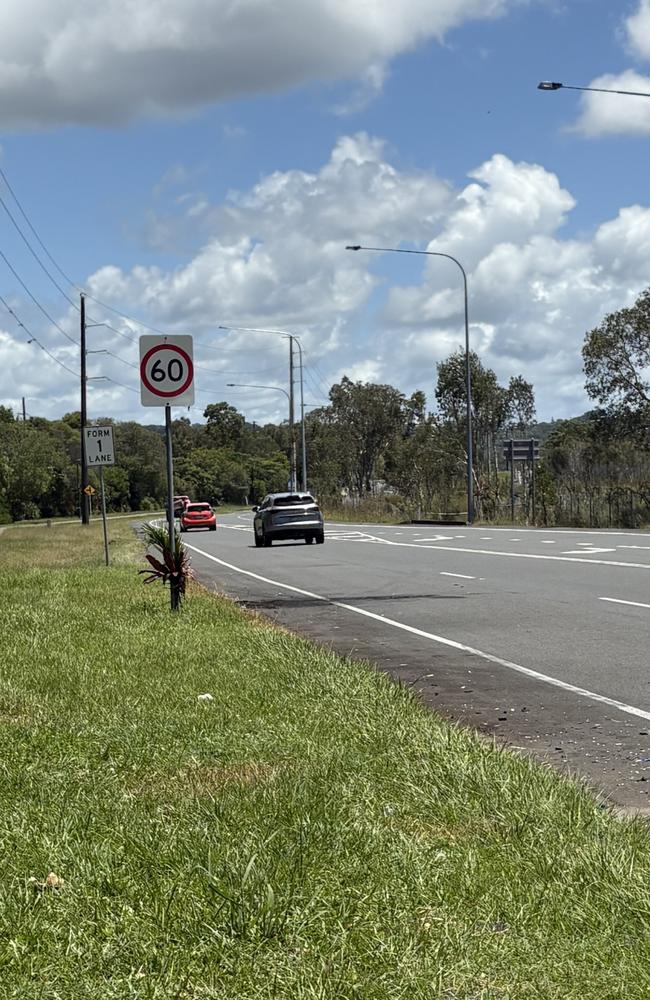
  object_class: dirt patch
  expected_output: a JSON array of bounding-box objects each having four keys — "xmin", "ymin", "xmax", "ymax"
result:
[{"xmin": 130, "ymin": 760, "xmax": 286, "ymax": 800}]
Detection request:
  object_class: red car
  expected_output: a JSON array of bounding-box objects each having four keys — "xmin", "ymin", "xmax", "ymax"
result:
[{"xmin": 180, "ymin": 502, "xmax": 216, "ymax": 532}]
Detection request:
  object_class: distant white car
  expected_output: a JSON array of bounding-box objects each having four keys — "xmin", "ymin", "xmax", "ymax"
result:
[{"xmin": 252, "ymin": 492, "xmax": 324, "ymax": 547}]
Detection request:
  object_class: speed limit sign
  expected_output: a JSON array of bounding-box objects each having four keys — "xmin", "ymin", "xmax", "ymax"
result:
[{"xmin": 139, "ymin": 335, "xmax": 195, "ymax": 407}]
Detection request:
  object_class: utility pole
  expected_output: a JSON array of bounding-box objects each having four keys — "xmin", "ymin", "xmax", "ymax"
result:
[
  {"xmin": 292, "ymin": 337, "xmax": 307, "ymax": 490},
  {"xmin": 80, "ymin": 293, "xmax": 90, "ymax": 524},
  {"xmin": 288, "ymin": 337, "xmax": 296, "ymax": 490},
  {"xmin": 21, "ymin": 397, "xmax": 26, "ymax": 422}
]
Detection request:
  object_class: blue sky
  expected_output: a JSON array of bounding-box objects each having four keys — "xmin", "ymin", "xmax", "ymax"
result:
[{"xmin": 2, "ymin": 0, "xmax": 650, "ymax": 425}]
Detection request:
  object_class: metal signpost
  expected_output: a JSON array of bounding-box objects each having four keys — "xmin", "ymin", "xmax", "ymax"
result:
[
  {"xmin": 84, "ymin": 425, "xmax": 116, "ymax": 566},
  {"xmin": 502, "ymin": 439, "xmax": 540, "ymax": 523},
  {"xmin": 139, "ymin": 335, "xmax": 194, "ymax": 611}
]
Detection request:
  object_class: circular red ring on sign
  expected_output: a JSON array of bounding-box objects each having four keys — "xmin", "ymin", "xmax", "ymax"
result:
[{"xmin": 140, "ymin": 343, "xmax": 194, "ymax": 398}]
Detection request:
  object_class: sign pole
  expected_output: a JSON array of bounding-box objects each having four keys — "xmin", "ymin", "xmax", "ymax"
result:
[
  {"xmin": 531, "ymin": 440, "xmax": 537, "ymax": 525},
  {"xmin": 99, "ymin": 467, "xmax": 110, "ymax": 566},
  {"xmin": 510, "ymin": 439, "xmax": 515, "ymax": 523},
  {"xmin": 138, "ymin": 335, "xmax": 194, "ymax": 614},
  {"xmin": 165, "ymin": 404, "xmax": 178, "ymax": 611}
]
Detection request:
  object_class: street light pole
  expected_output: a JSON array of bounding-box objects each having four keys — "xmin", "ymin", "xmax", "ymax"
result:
[
  {"xmin": 80, "ymin": 294, "xmax": 90, "ymax": 524},
  {"xmin": 345, "ymin": 244, "xmax": 474, "ymax": 524},
  {"xmin": 226, "ymin": 382, "xmax": 295, "ymax": 488},
  {"xmin": 538, "ymin": 80, "xmax": 650, "ymax": 99},
  {"xmin": 219, "ymin": 325, "xmax": 308, "ymax": 490},
  {"xmin": 288, "ymin": 337, "xmax": 296, "ymax": 490}
]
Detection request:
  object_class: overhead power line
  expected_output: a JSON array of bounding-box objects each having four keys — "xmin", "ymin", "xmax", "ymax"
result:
[
  {"xmin": 0, "ymin": 190, "xmax": 79, "ymax": 310},
  {"xmin": 0, "ymin": 165, "xmax": 79, "ymax": 293},
  {"xmin": 0, "ymin": 248, "xmax": 78, "ymax": 345},
  {"xmin": 0, "ymin": 293, "xmax": 77, "ymax": 378},
  {"xmin": 0, "ymin": 163, "xmax": 304, "ymax": 370}
]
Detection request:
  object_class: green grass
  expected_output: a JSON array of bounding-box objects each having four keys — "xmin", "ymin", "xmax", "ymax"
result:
[{"xmin": 1, "ymin": 523, "xmax": 650, "ymax": 997}]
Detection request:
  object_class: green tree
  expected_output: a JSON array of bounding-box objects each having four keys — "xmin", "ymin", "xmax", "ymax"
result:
[
  {"xmin": 583, "ymin": 288, "xmax": 650, "ymax": 431},
  {"xmin": 203, "ymin": 402, "xmax": 245, "ymax": 450},
  {"xmin": 0, "ymin": 422, "xmax": 65, "ymax": 520},
  {"xmin": 328, "ymin": 377, "xmax": 409, "ymax": 495},
  {"xmin": 114, "ymin": 422, "xmax": 166, "ymax": 509},
  {"xmin": 435, "ymin": 351, "xmax": 535, "ymax": 518}
]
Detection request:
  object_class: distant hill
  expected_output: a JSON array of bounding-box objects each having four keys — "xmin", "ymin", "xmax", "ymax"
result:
[{"xmin": 524, "ymin": 413, "xmax": 592, "ymax": 447}]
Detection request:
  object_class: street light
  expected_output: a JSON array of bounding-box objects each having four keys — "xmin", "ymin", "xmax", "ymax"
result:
[
  {"xmin": 226, "ymin": 382, "xmax": 296, "ymax": 489},
  {"xmin": 345, "ymin": 244, "xmax": 474, "ymax": 524},
  {"xmin": 226, "ymin": 381, "xmax": 290, "ymax": 403},
  {"xmin": 538, "ymin": 80, "xmax": 650, "ymax": 99},
  {"xmin": 219, "ymin": 325, "xmax": 306, "ymax": 491}
]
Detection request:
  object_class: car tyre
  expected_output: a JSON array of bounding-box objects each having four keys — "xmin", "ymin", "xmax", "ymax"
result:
[
  {"xmin": 315, "ymin": 530, "xmax": 325, "ymax": 544},
  {"xmin": 263, "ymin": 532, "xmax": 272, "ymax": 547},
  {"xmin": 209, "ymin": 525, "xmax": 216, "ymax": 531},
  {"xmin": 254, "ymin": 530, "xmax": 263, "ymax": 548},
  {"xmin": 305, "ymin": 534, "xmax": 314, "ymax": 544}
]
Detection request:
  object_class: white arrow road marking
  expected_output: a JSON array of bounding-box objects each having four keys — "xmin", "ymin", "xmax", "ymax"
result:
[{"xmin": 184, "ymin": 542, "xmax": 650, "ymax": 724}]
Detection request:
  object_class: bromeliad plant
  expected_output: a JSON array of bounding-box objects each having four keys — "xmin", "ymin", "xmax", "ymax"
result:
[{"xmin": 140, "ymin": 523, "xmax": 193, "ymax": 611}]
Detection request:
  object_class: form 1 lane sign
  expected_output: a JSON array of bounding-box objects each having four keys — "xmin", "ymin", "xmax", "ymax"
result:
[
  {"xmin": 139, "ymin": 335, "xmax": 194, "ymax": 407},
  {"xmin": 84, "ymin": 425, "xmax": 115, "ymax": 466}
]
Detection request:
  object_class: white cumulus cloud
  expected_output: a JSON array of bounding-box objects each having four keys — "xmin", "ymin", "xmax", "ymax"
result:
[
  {"xmin": 5, "ymin": 135, "xmax": 650, "ymax": 424},
  {"xmin": 626, "ymin": 0, "xmax": 650, "ymax": 59},
  {"xmin": 571, "ymin": 70, "xmax": 650, "ymax": 136},
  {"xmin": 0, "ymin": 0, "xmax": 516, "ymax": 126}
]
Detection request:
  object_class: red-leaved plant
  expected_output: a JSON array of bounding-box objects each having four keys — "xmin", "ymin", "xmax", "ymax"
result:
[{"xmin": 140, "ymin": 523, "xmax": 193, "ymax": 610}]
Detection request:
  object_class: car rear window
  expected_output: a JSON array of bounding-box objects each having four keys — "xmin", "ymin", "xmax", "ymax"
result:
[
  {"xmin": 186, "ymin": 504, "xmax": 211, "ymax": 512},
  {"xmin": 273, "ymin": 495, "xmax": 315, "ymax": 506}
]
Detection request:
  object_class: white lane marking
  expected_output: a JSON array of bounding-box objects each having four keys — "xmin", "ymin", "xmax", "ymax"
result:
[
  {"xmin": 219, "ymin": 520, "xmax": 650, "ymax": 572},
  {"xmin": 541, "ymin": 540, "xmax": 556, "ymax": 544},
  {"xmin": 459, "ymin": 526, "xmax": 650, "ymax": 539},
  {"xmin": 619, "ymin": 545, "xmax": 650, "ymax": 550},
  {"xmin": 326, "ymin": 533, "xmax": 650, "ymax": 571},
  {"xmin": 184, "ymin": 542, "xmax": 650, "ymax": 724},
  {"xmin": 480, "ymin": 537, "xmax": 492, "ymax": 540},
  {"xmin": 312, "ymin": 521, "xmax": 650, "ymax": 540},
  {"xmin": 562, "ymin": 548, "xmax": 617, "ymax": 555},
  {"xmin": 440, "ymin": 572, "xmax": 475, "ymax": 580},
  {"xmin": 599, "ymin": 597, "xmax": 650, "ymax": 610}
]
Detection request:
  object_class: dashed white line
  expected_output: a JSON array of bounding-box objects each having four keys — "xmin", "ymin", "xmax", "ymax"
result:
[
  {"xmin": 184, "ymin": 542, "xmax": 650, "ymax": 724},
  {"xmin": 440, "ymin": 572, "xmax": 475, "ymax": 580},
  {"xmin": 599, "ymin": 597, "xmax": 650, "ymax": 610},
  {"xmin": 562, "ymin": 548, "xmax": 616, "ymax": 556}
]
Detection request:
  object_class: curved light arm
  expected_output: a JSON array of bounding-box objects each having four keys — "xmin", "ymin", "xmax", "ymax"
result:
[{"xmin": 226, "ymin": 381, "xmax": 290, "ymax": 403}]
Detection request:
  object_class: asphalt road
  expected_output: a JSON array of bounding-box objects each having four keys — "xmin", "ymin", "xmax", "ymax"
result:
[{"xmin": 183, "ymin": 513, "xmax": 650, "ymax": 811}]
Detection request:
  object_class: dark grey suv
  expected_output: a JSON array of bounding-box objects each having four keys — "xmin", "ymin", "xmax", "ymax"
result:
[{"xmin": 252, "ymin": 492, "xmax": 325, "ymax": 547}]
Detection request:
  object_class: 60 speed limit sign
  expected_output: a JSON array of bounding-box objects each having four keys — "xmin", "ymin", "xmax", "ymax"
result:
[{"xmin": 139, "ymin": 335, "xmax": 194, "ymax": 407}]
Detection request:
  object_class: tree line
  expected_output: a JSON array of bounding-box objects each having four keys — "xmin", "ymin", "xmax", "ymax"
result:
[{"xmin": 1, "ymin": 289, "xmax": 648, "ymax": 527}]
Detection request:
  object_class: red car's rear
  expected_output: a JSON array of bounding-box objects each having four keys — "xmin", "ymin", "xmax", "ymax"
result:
[{"xmin": 180, "ymin": 502, "xmax": 216, "ymax": 532}]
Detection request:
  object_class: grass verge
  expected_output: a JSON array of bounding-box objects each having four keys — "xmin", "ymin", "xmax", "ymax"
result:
[{"xmin": 1, "ymin": 522, "xmax": 650, "ymax": 998}]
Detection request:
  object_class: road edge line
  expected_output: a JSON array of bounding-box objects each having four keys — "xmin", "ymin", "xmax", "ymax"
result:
[{"xmin": 184, "ymin": 541, "xmax": 650, "ymax": 724}]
